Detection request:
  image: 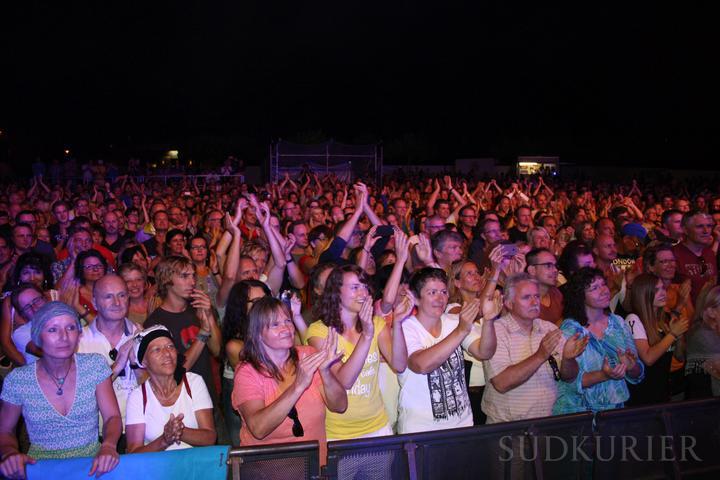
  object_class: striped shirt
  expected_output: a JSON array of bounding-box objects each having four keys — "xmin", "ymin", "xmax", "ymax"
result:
[{"xmin": 481, "ymin": 314, "xmax": 563, "ymax": 424}]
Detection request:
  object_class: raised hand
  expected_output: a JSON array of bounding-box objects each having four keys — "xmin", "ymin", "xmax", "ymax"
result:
[
  {"xmin": 294, "ymin": 350, "xmax": 326, "ymax": 391},
  {"xmin": 562, "ymin": 332, "xmax": 588, "ymax": 360},
  {"xmin": 602, "ymin": 357, "xmax": 627, "ymax": 380},
  {"xmin": 393, "ymin": 291, "xmax": 415, "ymax": 324},
  {"xmin": 392, "ymin": 227, "xmax": 410, "ymax": 262},
  {"xmin": 481, "ymin": 289, "xmax": 503, "ymax": 321},
  {"xmin": 363, "ymin": 225, "xmax": 380, "ymax": 250},
  {"xmin": 283, "ymin": 233, "xmax": 297, "ymax": 258},
  {"xmin": 319, "ymin": 327, "xmax": 344, "ymax": 371},
  {"xmin": 459, "ymin": 299, "xmax": 481, "ymax": 333},
  {"xmin": 537, "ymin": 329, "xmax": 563, "ymax": 358},
  {"xmin": 358, "ymin": 295, "xmax": 375, "ymax": 339},
  {"xmin": 290, "ymin": 292, "xmax": 302, "ymax": 317},
  {"xmin": 488, "ymin": 244, "xmax": 511, "ymax": 273},
  {"xmin": 190, "ymin": 289, "xmax": 213, "ymax": 331},
  {"xmin": 414, "ymin": 233, "xmax": 434, "ymax": 266},
  {"xmin": 224, "ymin": 212, "xmax": 240, "ymax": 236},
  {"xmin": 443, "ymin": 175, "xmax": 453, "ymax": 190},
  {"xmin": 234, "ymin": 197, "xmax": 248, "ymax": 221}
]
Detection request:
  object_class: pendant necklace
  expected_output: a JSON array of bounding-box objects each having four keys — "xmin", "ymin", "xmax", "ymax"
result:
[{"xmin": 41, "ymin": 359, "xmax": 73, "ymax": 395}]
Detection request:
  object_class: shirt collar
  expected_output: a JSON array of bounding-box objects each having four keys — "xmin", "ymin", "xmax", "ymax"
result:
[{"xmin": 504, "ymin": 313, "xmax": 541, "ymax": 334}]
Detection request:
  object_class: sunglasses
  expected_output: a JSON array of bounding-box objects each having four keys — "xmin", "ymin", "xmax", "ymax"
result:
[
  {"xmin": 109, "ymin": 348, "xmax": 126, "ymax": 377},
  {"xmin": 699, "ymin": 256, "xmax": 708, "ymax": 276},
  {"xmin": 548, "ymin": 355, "xmax": 560, "ymax": 381},
  {"xmin": 288, "ymin": 406, "xmax": 304, "ymax": 437}
]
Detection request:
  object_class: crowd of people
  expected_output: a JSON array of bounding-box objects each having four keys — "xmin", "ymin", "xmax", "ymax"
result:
[{"xmin": 0, "ymin": 166, "xmax": 719, "ymax": 478}]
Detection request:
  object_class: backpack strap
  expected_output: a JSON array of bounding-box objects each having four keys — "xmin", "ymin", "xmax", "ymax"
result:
[
  {"xmin": 142, "ymin": 382, "xmax": 148, "ymax": 414},
  {"xmin": 183, "ymin": 373, "xmax": 192, "ymax": 399}
]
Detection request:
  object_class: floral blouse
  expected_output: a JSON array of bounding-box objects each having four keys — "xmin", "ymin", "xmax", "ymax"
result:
[{"xmin": 553, "ymin": 314, "xmax": 645, "ymax": 415}]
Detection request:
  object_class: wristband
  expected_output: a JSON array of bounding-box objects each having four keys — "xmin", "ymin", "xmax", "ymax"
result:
[
  {"xmin": 197, "ymin": 332, "xmax": 210, "ymax": 344},
  {"xmin": 286, "ymin": 256, "xmax": 294, "ymax": 263},
  {"xmin": 212, "ymin": 270, "xmax": 220, "ymax": 275}
]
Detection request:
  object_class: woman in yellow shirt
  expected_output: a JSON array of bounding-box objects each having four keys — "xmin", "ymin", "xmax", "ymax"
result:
[{"xmin": 306, "ymin": 264, "xmax": 409, "ymax": 440}]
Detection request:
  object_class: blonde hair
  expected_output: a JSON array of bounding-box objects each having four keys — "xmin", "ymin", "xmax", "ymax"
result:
[
  {"xmin": 448, "ymin": 260, "xmax": 477, "ymax": 305},
  {"xmin": 629, "ymin": 273, "xmax": 668, "ymax": 345},
  {"xmin": 694, "ymin": 284, "xmax": 720, "ymax": 326}
]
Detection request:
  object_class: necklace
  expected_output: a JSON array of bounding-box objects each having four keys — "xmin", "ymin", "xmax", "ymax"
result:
[{"xmin": 41, "ymin": 359, "xmax": 73, "ymax": 395}]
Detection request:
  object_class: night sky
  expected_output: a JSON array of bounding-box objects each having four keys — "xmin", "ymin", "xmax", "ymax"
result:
[{"xmin": 2, "ymin": 2, "xmax": 718, "ymax": 167}]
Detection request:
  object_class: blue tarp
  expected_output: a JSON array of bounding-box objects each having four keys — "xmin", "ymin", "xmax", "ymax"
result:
[{"xmin": 27, "ymin": 445, "xmax": 230, "ymax": 480}]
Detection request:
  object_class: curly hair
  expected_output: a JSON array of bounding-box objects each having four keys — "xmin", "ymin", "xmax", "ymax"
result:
[
  {"xmin": 314, "ymin": 264, "xmax": 372, "ymax": 334},
  {"xmin": 562, "ymin": 267, "xmax": 607, "ymax": 326},
  {"xmin": 240, "ymin": 297, "xmax": 297, "ymax": 382}
]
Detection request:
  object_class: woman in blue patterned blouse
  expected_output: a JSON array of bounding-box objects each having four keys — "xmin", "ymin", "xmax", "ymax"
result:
[
  {"xmin": 553, "ymin": 268, "xmax": 644, "ymax": 414},
  {"xmin": 0, "ymin": 301, "xmax": 121, "ymax": 479}
]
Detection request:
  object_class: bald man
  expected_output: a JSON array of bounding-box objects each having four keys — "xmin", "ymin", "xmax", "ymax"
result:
[{"xmin": 78, "ymin": 274, "xmax": 141, "ymax": 438}]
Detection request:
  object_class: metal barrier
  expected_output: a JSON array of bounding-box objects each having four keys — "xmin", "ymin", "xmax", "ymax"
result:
[
  {"xmin": 323, "ymin": 412, "xmax": 594, "ymax": 480},
  {"xmin": 594, "ymin": 398, "xmax": 720, "ymax": 480},
  {"xmin": 226, "ymin": 398, "xmax": 720, "ymax": 480},
  {"xmin": 227, "ymin": 440, "xmax": 320, "ymax": 480}
]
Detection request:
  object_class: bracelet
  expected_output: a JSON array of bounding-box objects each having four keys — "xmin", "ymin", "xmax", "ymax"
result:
[
  {"xmin": 212, "ymin": 271, "xmax": 220, "ymax": 276},
  {"xmin": 286, "ymin": 256, "xmax": 294, "ymax": 263},
  {"xmin": 196, "ymin": 332, "xmax": 210, "ymax": 344}
]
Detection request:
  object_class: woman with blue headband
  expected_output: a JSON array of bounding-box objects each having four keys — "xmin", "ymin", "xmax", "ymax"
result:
[{"xmin": 0, "ymin": 301, "xmax": 121, "ymax": 479}]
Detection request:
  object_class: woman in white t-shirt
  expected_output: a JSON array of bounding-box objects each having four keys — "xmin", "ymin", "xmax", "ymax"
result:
[
  {"xmin": 125, "ymin": 326, "xmax": 216, "ymax": 452},
  {"xmin": 625, "ymin": 273, "xmax": 688, "ymax": 406}
]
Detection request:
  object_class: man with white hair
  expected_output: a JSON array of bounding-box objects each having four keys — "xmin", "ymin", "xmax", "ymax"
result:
[{"xmin": 482, "ymin": 273, "xmax": 586, "ymax": 424}]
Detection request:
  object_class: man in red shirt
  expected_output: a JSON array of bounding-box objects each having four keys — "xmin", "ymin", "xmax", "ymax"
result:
[{"xmin": 673, "ymin": 210, "xmax": 716, "ymax": 307}]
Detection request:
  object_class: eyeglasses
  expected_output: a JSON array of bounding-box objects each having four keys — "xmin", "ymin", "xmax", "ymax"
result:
[
  {"xmin": 288, "ymin": 406, "xmax": 304, "ymax": 437},
  {"xmin": 530, "ymin": 262, "xmax": 558, "ymax": 270},
  {"xmin": 548, "ymin": 355, "xmax": 560, "ymax": 381},
  {"xmin": 83, "ymin": 264, "xmax": 104, "ymax": 271},
  {"xmin": 21, "ymin": 297, "xmax": 47, "ymax": 316}
]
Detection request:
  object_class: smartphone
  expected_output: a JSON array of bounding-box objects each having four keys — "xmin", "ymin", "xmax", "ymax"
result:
[
  {"xmin": 374, "ymin": 225, "xmax": 394, "ymax": 238},
  {"xmin": 500, "ymin": 241, "xmax": 518, "ymax": 258},
  {"xmin": 279, "ymin": 290, "xmax": 293, "ymax": 310}
]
